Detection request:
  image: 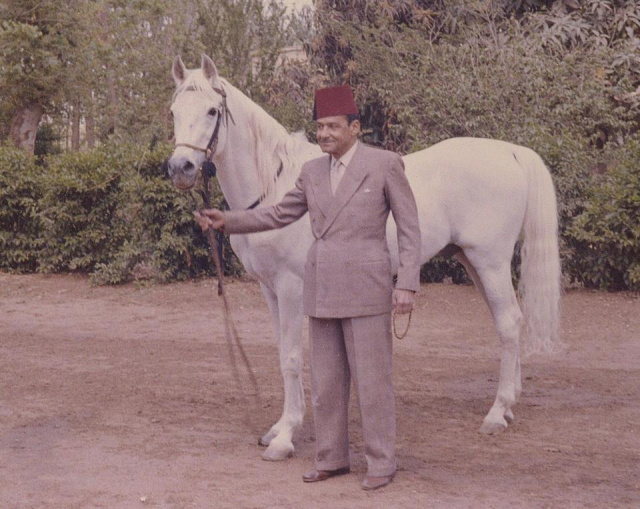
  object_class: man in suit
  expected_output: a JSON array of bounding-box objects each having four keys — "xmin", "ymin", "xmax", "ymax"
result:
[{"xmin": 195, "ymin": 86, "xmax": 421, "ymax": 490}]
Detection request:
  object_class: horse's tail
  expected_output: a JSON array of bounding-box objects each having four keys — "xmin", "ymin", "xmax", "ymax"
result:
[{"xmin": 517, "ymin": 147, "xmax": 562, "ymax": 355}]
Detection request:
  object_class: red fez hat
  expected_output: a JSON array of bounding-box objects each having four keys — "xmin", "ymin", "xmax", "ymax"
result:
[{"xmin": 313, "ymin": 85, "xmax": 358, "ymax": 120}]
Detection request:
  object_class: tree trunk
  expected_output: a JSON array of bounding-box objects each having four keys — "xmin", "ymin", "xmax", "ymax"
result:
[
  {"xmin": 71, "ymin": 102, "xmax": 81, "ymax": 151},
  {"xmin": 9, "ymin": 104, "xmax": 44, "ymax": 154},
  {"xmin": 107, "ymin": 70, "xmax": 118, "ymax": 135},
  {"xmin": 86, "ymin": 109, "xmax": 96, "ymax": 148}
]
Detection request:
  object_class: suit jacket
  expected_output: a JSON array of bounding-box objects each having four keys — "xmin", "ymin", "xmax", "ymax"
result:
[{"xmin": 224, "ymin": 143, "xmax": 421, "ymax": 318}]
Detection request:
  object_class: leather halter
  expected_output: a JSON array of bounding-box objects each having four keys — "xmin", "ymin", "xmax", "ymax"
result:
[{"xmin": 174, "ymin": 85, "xmax": 230, "ymax": 167}]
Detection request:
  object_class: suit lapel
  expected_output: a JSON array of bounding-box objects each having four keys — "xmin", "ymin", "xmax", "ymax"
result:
[
  {"xmin": 318, "ymin": 143, "xmax": 368, "ymax": 238},
  {"xmin": 310, "ymin": 156, "xmax": 333, "ymax": 219}
]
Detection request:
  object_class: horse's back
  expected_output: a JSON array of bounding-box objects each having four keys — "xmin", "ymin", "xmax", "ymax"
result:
[
  {"xmin": 401, "ymin": 138, "xmax": 530, "ymax": 260},
  {"xmin": 405, "ymin": 137, "xmax": 529, "ymax": 196}
]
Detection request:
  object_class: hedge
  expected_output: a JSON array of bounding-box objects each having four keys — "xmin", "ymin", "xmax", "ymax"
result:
[
  {"xmin": 1, "ymin": 139, "xmax": 638, "ymax": 290},
  {"xmin": 0, "ymin": 143, "xmax": 240, "ymax": 283},
  {"xmin": 0, "ymin": 144, "xmax": 44, "ymax": 272},
  {"xmin": 566, "ymin": 140, "xmax": 640, "ymax": 291}
]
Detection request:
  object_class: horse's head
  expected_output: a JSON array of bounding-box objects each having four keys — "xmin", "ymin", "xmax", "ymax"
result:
[{"xmin": 166, "ymin": 54, "xmax": 228, "ymax": 191}]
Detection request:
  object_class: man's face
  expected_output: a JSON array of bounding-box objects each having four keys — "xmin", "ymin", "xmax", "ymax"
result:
[{"xmin": 316, "ymin": 115, "xmax": 360, "ymax": 158}]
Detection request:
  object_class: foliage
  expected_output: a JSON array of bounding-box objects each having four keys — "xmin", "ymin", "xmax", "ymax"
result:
[
  {"xmin": 309, "ymin": 2, "xmax": 637, "ymax": 147},
  {"xmin": 566, "ymin": 139, "xmax": 640, "ymax": 290},
  {"xmin": 1, "ymin": 0, "xmax": 639, "ymax": 290},
  {"xmin": 522, "ymin": 0, "xmax": 640, "ymax": 113},
  {"xmin": 0, "ymin": 0, "xmax": 202, "ymax": 149},
  {"xmin": 89, "ymin": 144, "xmax": 233, "ymax": 285},
  {"xmin": 35, "ymin": 124, "xmax": 63, "ymax": 157},
  {"xmin": 304, "ymin": 0, "xmax": 640, "ymax": 289},
  {"xmin": 60, "ymin": 0, "xmax": 198, "ymax": 146},
  {"xmin": 37, "ymin": 147, "xmax": 130, "ymax": 273},
  {"xmin": 0, "ymin": 1, "xmax": 73, "ymax": 139},
  {"xmin": 0, "ymin": 144, "xmax": 240, "ymax": 283},
  {"xmin": 196, "ymin": 0, "xmax": 287, "ymax": 88},
  {"xmin": 0, "ymin": 144, "xmax": 44, "ymax": 271},
  {"xmin": 195, "ymin": 0, "xmax": 309, "ymax": 132},
  {"xmin": 0, "ymin": 0, "xmax": 306, "ymax": 150}
]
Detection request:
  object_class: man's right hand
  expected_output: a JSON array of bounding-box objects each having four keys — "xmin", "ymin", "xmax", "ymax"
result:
[{"xmin": 194, "ymin": 209, "xmax": 225, "ymax": 231}]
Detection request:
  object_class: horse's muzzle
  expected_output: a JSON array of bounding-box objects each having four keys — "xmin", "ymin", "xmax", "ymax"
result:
[{"xmin": 166, "ymin": 155, "xmax": 198, "ymax": 190}]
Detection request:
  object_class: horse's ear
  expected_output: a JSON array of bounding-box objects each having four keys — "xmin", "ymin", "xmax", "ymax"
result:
[
  {"xmin": 201, "ymin": 54, "xmax": 219, "ymax": 84},
  {"xmin": 172, "ymin": 56, "xmax": 188, "ymax": 86}
]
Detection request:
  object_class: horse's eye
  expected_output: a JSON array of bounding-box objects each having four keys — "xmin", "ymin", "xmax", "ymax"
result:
[{"xmin": 208, "ymin": 108, "xmax": 217, "ymax": 117}]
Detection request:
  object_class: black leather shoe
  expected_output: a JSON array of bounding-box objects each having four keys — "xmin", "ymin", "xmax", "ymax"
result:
[{"xmin": 302, "ymin": 467, "xmax": 350, "ymax": 483}]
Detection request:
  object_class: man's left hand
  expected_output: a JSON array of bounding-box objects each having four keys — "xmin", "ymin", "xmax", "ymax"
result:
[{"xmin": 392, "ymin": 289, "xmax": 415, "ymax": 315}]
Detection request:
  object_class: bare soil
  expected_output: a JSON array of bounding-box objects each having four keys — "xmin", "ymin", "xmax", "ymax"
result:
[{"xmin": 0, "ymin": 273, "xmax": 638, "ymax": 509}]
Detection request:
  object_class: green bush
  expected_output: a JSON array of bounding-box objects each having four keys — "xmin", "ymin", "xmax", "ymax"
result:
[
  {"xmin": 89, "ymin": 145, "xmax": 231, "ymax": 285},
  {"xmin": 2, "ymin": 137, "xmax": 639, "ymax": 291},
  {"xmin": 0, "ymin": 143, "xmax": 242, "ymax": 283},
  {"xmin": 37, "ymin": 147, "xmax": 128, "ymax": 273},
  {"xmin": 0, "ymin": 144, "xmax": 44, "ymax": 272},
  {"xmin": 566, "ymin": 140, "xmax": 640, "ymax": 290}
]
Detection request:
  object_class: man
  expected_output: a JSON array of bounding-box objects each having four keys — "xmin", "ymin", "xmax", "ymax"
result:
[{"xmin": 195, "ymin": 86, "xmax": 421, "ymax": 490}]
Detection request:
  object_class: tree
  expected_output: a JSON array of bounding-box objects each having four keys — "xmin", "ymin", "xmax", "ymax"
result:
[
  {"xmin": 193, "ymin": 0, "xmax": 309, "ymax": 130},
  {"xmin": 0, "ymin": 0, "xmax": 201, "ymax": 153},
  {"xmin": 0, "ymin": 0, "xmax": 78, "ymax": 152}
]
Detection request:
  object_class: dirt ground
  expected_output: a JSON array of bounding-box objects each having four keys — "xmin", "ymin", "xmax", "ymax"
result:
[{"xmin": 0, "ymin": 273, "xmax": 638, "ymax": 509}]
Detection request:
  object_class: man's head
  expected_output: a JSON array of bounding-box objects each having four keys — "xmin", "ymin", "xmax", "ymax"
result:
[{"xmin": 313, "ymin": 86, "xmax": 360, "ymax": 158}]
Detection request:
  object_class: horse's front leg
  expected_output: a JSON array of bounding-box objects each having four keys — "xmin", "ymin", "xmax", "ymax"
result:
[{"xmin": 258, "ymin": 277, "xmax": 305, "ymax": 461}]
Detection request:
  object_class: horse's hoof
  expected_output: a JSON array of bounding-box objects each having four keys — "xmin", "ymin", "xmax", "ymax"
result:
[
  {"xmin": 261, "ymin": 442, "xmax": 294, "ymax": 462},
  {"xmin": 504, "ymin": 409, "xmax": 515, "ymax": 424},
  {"xmin": 258, "ymin": 435, "xmax": 271, "ymax": 447},
  {"xmin": 259, "ymin": 428, "xmax": 279, "ymax": 447},
  {"xmin": 479, "ymin": 420, "xmax": 508, "ymax": 435}
]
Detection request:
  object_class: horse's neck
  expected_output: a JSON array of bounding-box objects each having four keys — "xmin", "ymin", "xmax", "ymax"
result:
[
  {"xmin": 214, "ymin": 125, "xmax": 265, "ymax": 210},
  {"xmin": 214, "ymin": 84, "xmax": 319, "ymax": 210}
]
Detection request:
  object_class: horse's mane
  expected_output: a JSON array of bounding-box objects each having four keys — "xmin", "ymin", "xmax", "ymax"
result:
[
  {"xmin": 222, "ymin": 81, "xmax": 314, "ymax": 204},
  {"xmin": 174, "ymin": 69, "xmax": 315, "ymax": 205}
]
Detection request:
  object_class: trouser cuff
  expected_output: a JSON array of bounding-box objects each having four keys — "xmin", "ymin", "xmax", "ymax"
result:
[{"xmin": 316, "ymin": 457, "xmax": 350, "ymax": 471}]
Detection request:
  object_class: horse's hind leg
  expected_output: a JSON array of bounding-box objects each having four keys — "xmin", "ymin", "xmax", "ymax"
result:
[
  {"xmin": 456, "ymin": 250, "xmax": 522, "ymax": 434},
  {"xmin": 258, "ymin": 277, "xmax": 305, "ymax": 461}
]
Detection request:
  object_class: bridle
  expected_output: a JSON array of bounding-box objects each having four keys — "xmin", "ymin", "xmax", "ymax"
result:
[
  {"xmin": 171, "ymin": 83, "xmax": 282, "ymax": 210},
  {"xmin": 173, "ymin": 85, "xmax": 232, "ymax": 181}
]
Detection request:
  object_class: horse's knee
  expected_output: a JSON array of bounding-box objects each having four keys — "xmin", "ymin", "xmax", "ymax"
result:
[{"xmin": 280, "ymin": 353, "xmax": 302, "ymax": 379}]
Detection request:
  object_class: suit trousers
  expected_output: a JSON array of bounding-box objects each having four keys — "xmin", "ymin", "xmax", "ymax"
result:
[{"xmin": 309, "ymin": 312, "xmax": 396, "ymax": 477}]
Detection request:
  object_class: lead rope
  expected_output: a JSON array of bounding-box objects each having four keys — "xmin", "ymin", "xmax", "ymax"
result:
[
  {"xmin": 194, "ymin": 169, "xmax": 260, "ymax": 431},
  {"xmin": 392, "ymin": 309, "xmax": 412, "ymax": 340}
]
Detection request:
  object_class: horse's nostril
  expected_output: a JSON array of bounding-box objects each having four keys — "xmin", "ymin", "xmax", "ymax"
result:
[{"xmin": 166, "ymin": 157, "xmax": 196, "ymax": 182}]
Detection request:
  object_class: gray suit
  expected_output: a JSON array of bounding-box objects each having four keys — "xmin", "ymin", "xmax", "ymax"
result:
[{"xmin": 225, "ymin": 143, "xmax": 421, "ymax": 475}]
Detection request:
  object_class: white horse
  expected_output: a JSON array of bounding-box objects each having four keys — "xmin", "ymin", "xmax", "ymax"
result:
[{"xmin": 167, "ymin": 54, "xmax": 561, "ymax": 461}]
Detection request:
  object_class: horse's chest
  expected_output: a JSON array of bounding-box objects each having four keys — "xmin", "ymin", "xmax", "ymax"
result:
[{"xmin": 230, "ymin": 229, "xmax": 307, "ymax": 280}]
